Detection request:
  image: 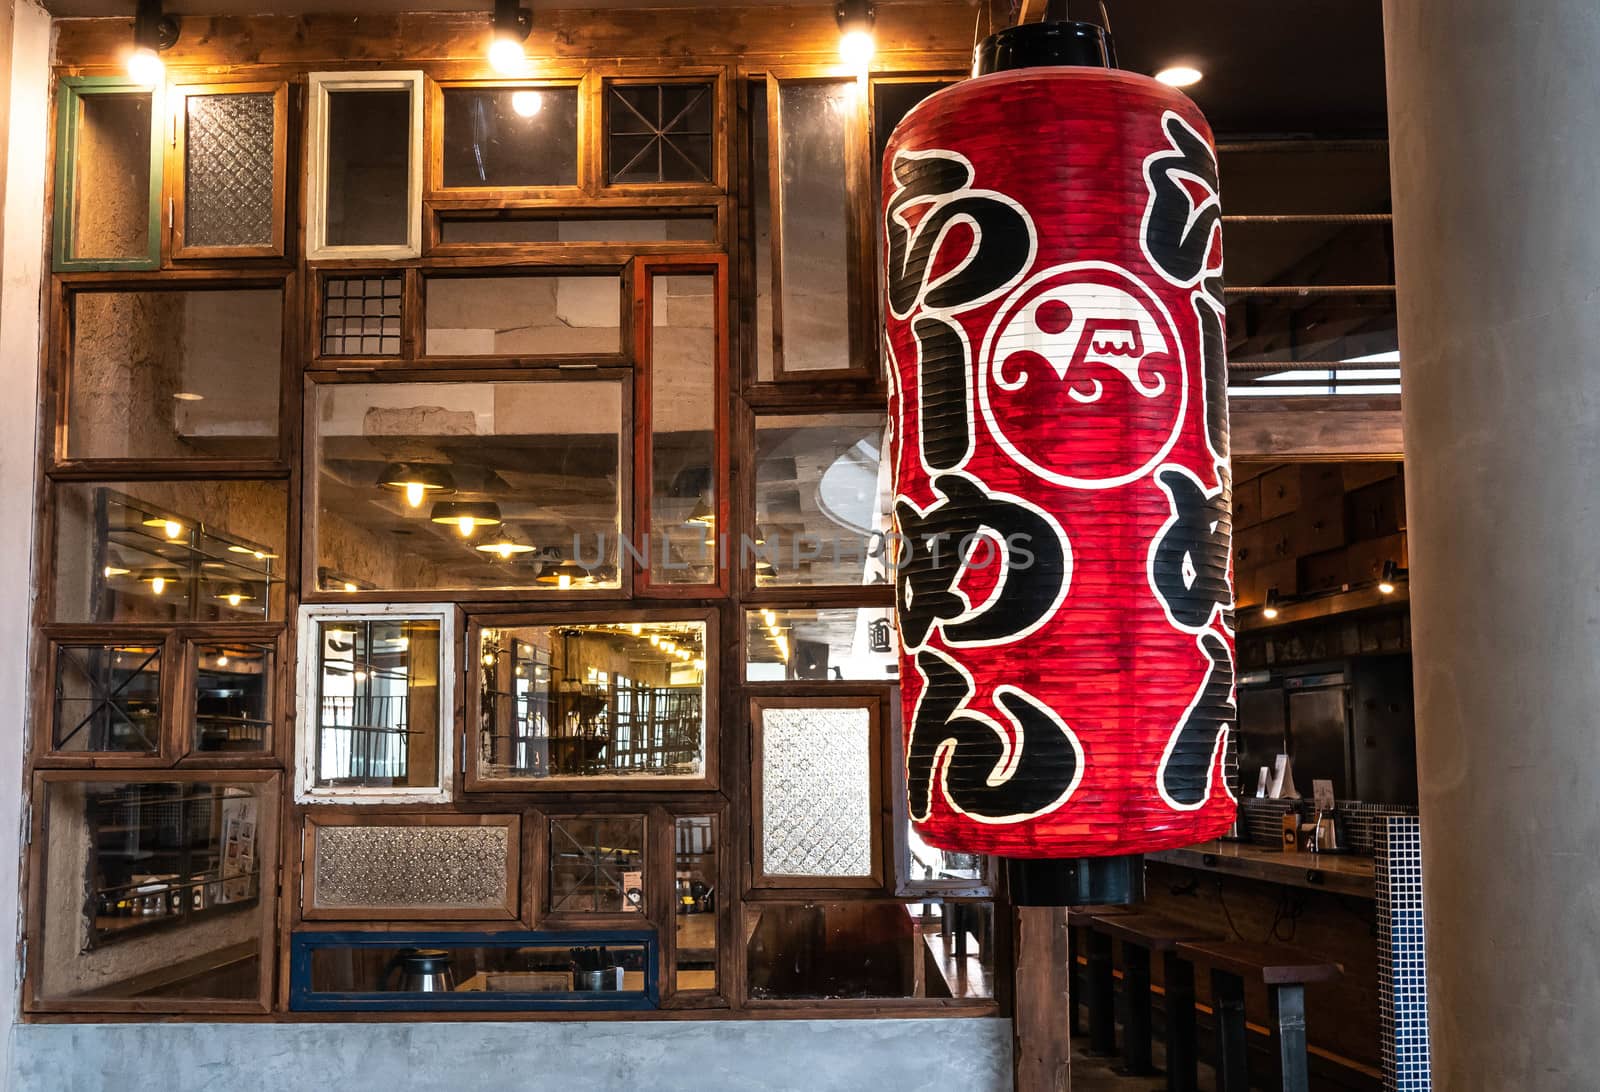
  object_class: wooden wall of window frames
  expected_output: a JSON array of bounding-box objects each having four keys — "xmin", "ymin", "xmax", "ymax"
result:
[{"xmin": 25, "ymin": 5, "xmax": 1010, "ymax": 1023}]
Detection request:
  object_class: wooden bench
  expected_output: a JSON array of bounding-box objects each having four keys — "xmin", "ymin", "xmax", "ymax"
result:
[
  {"xmin": 1092, "ymin": 912, "xmax": 1223, "ymax": 1090},
  {"xmin": 1175, "ymin": 940, "xmax": 1344, "ymax": 1092},
  {"xmin": 1066, "ymin": 904, "xmax": 1133, "ymax": 1052}
]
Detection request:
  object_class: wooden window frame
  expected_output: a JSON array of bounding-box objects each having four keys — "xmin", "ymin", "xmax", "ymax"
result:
[
  {"xmin": 167, "ymin": 80, "xmax": 291, "ymax": 261},
  {"xmin": 762, "ymin": 69, "xmax": 877, "ymax": 385},
  {"xmin": 52, "ymin": 77, "xmax": 165, "ymax": 273},
  {"xmin": 293, "ymin": 602, "xmax": 457, "ymax": 806},
  {"xmin": 427, "ymin": 73, "xmax": 592, "ymax": 203},
  {"xmin": 300, "ymin": 810, "xmax": 522, "ymax": 921},
  {"xmin": 600, "ymin": 71, "xmax": 729, "ymax": 196},
  {"xmin": 424, "ymin": 196, "xmax": 730, "ymax": 261},
  {"xmin": 24, "ymin": 768, "xmax": 283, "ymax": 1015},
  {"xmin": 657, "ymin": 803, "xmax": 731, "ymax": 1011},
  {"xmin": 633, "ymin": 254, "xmax": 731, "ymax": 596},
  {"xmin": 462, "ymin": 606, "xmax": 720, "ymax": 794},
  {"xmin": 748, "ymin": 691, "xmax": 887, "ymax": 893},
  {"xmin": 51, "ymin": 273, "xmax": 297, "ymax": 475},
  {"xmin": 306, "ymin": 70, "xmax": 425, "ymax": 261}
]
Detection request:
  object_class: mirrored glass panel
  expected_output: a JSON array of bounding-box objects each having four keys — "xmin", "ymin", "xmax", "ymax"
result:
[
  {"xmin": 478, "ymin": 620, "xmax": 707, "ymax": 782},
  {"xmin": 549, "ymin": 816, "xmax": 646, "ymax": 913},
  {"xmin": 752, "ymin": 413, "xmax": 890, "ymax": 587},
  {"xmin": 310, "ymin": 617, "xmax": 442, "ymax": 791},
  {"xmin": 323, "ymin": 88, "xmax": 411, "ymax": 248},
  {"xmin": 774, "ymin": 79, "xmax": 853, "ymax": 374},
  {"xmin": 52, "ymin": 481, "xmax": 288, "ymax": 624},
  {"xmin": 191, "ymin": 642, "xmax": 273, "ymax": 754},
  {"xmin": 438, "ymin": 212, "xmax": 715, "ymax": 246},
  {"xmin": 184, "ymin": 91, "xmax": 277, "ymax": 249},
  {"xmin": 674, "ymin": 815, "xmax": 717, "ymax": 992},
  {"xmin": 745, "ymin": 606, "xmax": 897, "ymax": 681},
  {"xmin": 424, "ymin": 275, "xmax": 622, "ymax": 357},
  {"xmin": 649, "ymin": 273, "xmax": 717, "ymax": 585},
  {"xmin": 52, "ymin": 643, "xmax": 162, "ymax": 754},
  {"xmin": 312, "ymin": 380, "xmax": 622, "ymax": 592},
  {"xmin": 37, "ymin": 778, "xmax": 271, "ymax": 1005},
  {"xmin": 69, "ymin": 90, "xmax": 154, "ymax": 262},
  {"xmin": 441, "ymin": 86, "xmax": 578, "ymax": 188},
  {"xmin": 68, "ymin": 289, "xmax": 283, "ymax": 460}
]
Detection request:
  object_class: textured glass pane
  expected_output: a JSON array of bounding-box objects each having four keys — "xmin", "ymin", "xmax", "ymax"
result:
[
  {"xmin": 650, "ymin": 274, "xmax": 716, "ymax": 584},
  {"xmin": 324, "ymin": 89, "xmax": 410, "ymax": 247},
  {"xmin": 312, "ymin": 824, "xmax": 511, "ymax": 911},
  {"xmin": 71, "ymin": 92, "xmax": 152, "ymax": 261},
  {"xmin": 185, "ymin": 92, "xmax": 276, "ymax": 249},
  {"xmin": 760, "ymin": 705, "xmax": 872, "ymax": 877},
  {"xmin": 53, "ymin": 644, "xmax": 162, "ymax": 753},
  {"xmin": 606, "ymin": 82, "xmax": 714, "ymax": 184},
  {"xmin": 776, "ymin": 80, "xmax": 852, "ymax": 372},
  {"xmin": 442, "ymin": 87, "xmax": 578, "ymax": 188}
]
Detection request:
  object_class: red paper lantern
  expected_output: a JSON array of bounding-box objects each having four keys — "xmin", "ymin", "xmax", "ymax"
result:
[{"xmin": 883, "ymin": 24, "xmax": 1236, "ymax": 880}]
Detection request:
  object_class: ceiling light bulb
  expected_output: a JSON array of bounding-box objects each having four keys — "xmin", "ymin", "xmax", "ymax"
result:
[
  {"xmin": 226, "ymin": 593, "xmax": 242, "ymax": 607},
  {"xmin": 489, "ymin": 35, "xmax": 527, "ymax": 76},
  {"xmin": 343, "ymin": 582, "xmax": 358, "ymax": 593},
  {"xmin": 839, "ymin": 28, "xmax": 875, "ymax": 68},
  {"xmin": 692, "ymin": 657, "xmax": 705, "ymax": 671},
  {"xmin": 404, "ymin": 481, "xmax": 426, "ymax": 508},
  {"xmin": 630, "ymin": 624, "xmax": 642, "ymax": 636},
  {"xmin": 1155, "ymin": 65, "xmax": 1203, "ymax": 88},
  {"xmin": 457, "ymin": 516, "xmax": 476, "ymax": 537},
  {"xmin": 511, "ymin": 90, "xmax": 542, "ymax": 118},
  {"xmin": 103, "ymin": 564, "xmax": 129, "ymax": 578},
  {"xmin": 1378, "ymin": 579, "xmax": 1396, "ymax": 595},
  {"xmin": 1262, "ymin": 604, "xmax": 1279, "ymax": 619},
  {"xmin": 761, "ymin": 609, "xmax": 777, "ymax": 627},
  {"xmin": 217, "ymin": 654, "xmax": 229, "ymax": 667},
  {"xmin": 163, "ymin": 520, "xmax": 183, "ymax": 540},
  {"xmin": 127, "ymin": 45, "xmax": 164, "ymax": 86},
  {"xmin": 173, "ymin": 391, "xmax": 203, "ymax": 402},
  {"xmin": 557, "ymin": 572, "xmax": 572, "ymax": 589},
  {"xmin": 661, "ymin": 640, "xmax": 676, "ymax": 654},
  {"xmin": 150, "ymin": 577, "xmax": 167, "ymax": 596}
]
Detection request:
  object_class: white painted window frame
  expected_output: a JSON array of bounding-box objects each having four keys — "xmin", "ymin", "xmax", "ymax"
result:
[
  {"xmin": 306, "ymin": 70, "xmax": 425, "ymax": 260},
  {"xmin": 295, "ymin": 602, "xmax": 456, "ymax": 805}
]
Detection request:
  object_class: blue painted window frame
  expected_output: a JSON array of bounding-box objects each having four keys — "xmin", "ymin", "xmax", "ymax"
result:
[{"xmin": 289, "ymin": 929, "xmax": 659, "ymax": 1012}]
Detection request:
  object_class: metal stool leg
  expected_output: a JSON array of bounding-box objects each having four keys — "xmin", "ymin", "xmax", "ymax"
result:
[
  {"xmin": 1211, "ymin": 968, "xmax": 1250, "ymax": 1092},
  {"xmin": 1270, "ymin": 983, "xmax": 1311, "ymax": 1092},
  {"xmin": 1087, "ymin": 929, "xmax": 1116, "ymax": 1055},
  {"xmin": 1117, "ymin": 942, "xmax": 1157, "ymax": 1076},
  {"xmin": 1163, "ymin": 952, "xmax": 1198, "ymax": 1092}
]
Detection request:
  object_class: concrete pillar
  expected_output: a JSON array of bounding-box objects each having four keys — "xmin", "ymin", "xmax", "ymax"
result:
[{"xmin": 1383, "ymin": 3, "xmax": 1600, "ymax": 1087}]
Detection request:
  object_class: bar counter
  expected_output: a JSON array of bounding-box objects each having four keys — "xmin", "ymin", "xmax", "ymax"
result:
[{"xmin": 1149, "ymin": 840, "xmax": 1376, "ymax": 899}]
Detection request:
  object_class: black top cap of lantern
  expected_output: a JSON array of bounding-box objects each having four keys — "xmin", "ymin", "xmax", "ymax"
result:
[{"xmin": 972, "ymin": 18, "xmax": 1117, "ymax": 77}]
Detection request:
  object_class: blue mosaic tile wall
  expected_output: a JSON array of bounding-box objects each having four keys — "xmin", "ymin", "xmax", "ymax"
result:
[{"xmin": 1375, "ymin": 815, "xmax": 1430, "ymax": 1091}]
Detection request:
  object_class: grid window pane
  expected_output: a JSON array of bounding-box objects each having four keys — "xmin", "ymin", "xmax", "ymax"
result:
[{"xmin": 322, "ymin": 275, "xmax": 403, "ymax": 357}]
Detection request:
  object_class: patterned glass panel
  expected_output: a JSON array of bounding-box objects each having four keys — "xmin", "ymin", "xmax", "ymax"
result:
[
  {"xmin": 606, "ymin": 83, "xmax": 714, "ymax": 184},
  {"xmin": 760, "ymin": 705, "xmax": 873, "ymax": 877},
  {"xmin": 185, "ymin": 92, "xmax": 276, "ymax": 249},
  {"xmin": 312, "ymin": 823, "xmax": 511, "ymax": 911}
]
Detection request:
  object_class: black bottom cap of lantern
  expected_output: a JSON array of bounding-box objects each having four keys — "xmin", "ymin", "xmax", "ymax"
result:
[{"xmin": 1005, "ymin": 855, "xmax": 1145, "ymax": 907}]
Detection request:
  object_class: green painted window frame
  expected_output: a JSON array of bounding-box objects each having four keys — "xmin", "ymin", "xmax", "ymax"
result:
[{"xmin": 52, "ymin": 77, "xmax": 165, "ymax": 272}]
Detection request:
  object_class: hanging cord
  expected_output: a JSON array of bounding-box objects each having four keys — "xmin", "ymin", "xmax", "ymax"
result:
[{"xmin": 1098, "ymin": 0, "xmax": 1111, "ymax": 33}]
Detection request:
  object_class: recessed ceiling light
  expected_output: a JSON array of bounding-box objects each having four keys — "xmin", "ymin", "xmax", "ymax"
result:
[
  {"xmin": 173, "ymin": 391, "xmax": 204, "ymax": 401},
  {"xmin": 1155, "ymin": 66, "xmax": 1203, "ymax": 88}
]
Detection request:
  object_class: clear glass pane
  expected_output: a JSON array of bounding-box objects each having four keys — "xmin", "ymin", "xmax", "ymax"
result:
[
  {"xmin": 674, "ymin": 815, "xmax": 717, "ymax": 992},
  {"xmin": 650, "ymin": 274, "xmax": 716, "ymax": 585},
  {"xmin": 320, "ymin": 274, "xmax": 402, "ymax": 357},
  {"xmin": 70, "ymin": 91, "xmax": 152, "ymax": 261},
  {"xmin": 312, "ymin": 618, "xmax": 442, "ymax": 790},
  {"xmin": 52, "ymin": 481, "xmax": 287, "ymax": 624},
  {"xmin": 606, "ymin": 83, "xmax": 715, "ymax": 184},
  {"xmin": 745, "ymin": 606, "xmax": 897, "ymax": 681},
  {"xmin": 312, "ymin": 380, "xmax": 622, "ymax": 592},
  {"xmin": 323, "ymin": 88, "xmax": 411, "ymax": 248},
  {"xmin": 479, "ymin": 621, "xmax": 707, "ymax": 781},
  {"xmin": 441, "ymin": 87, "xmax": 578, "ymax": 188},
  {"xmin": 1218, "ymin": 144, "xmax": 1391, "ymax": 216},
  {"xmin": 749, "ymin": 81, "xmax": 775, "ymax": 382},
  {"xmin": 192, "ymin": 643, "xmax": 272, "ymax": 754},
  {"xmin": 184, "ymin": 91, "xmax": 276, "ymax": 249},
  {"xmin": 69, "ymin": 289, "xmax": 282, "ymax": 459},
  {"xmin": 746, "ymin": 901, "xmax": 993, "ymax": 1000},
  {"xmin": 304, "ymin": 938, "xmax": 650, "ymax": 998},
  {"xmin": 438, "ymin": 213, "xmax": 716, "ymax": 246},
  {"xmin": 38, "ymin": 779, "xmax": 268, "ymax": 1002},
  {"xmin": 775, "ymin": 80, "xmax": 853, "ymax": 373},
  {"xmin": 424, "ymin": 275, "xmax": 621, "ymax": 356},
  {"xmin": 759, "ymin": 704, "xmax": 873, "ymax": 878},
  {"xmin": 753, "ymin": 413, "xmax": 891, "ymax": 587},
  {"xmin": 1227, "ymin": 291, "xmax": 1398, "ymax": 366},
  {"xmin": 1224, "ymin": 221, "xmax": 1394, "ymax": 293},
  {"xmin": 549, "ymin": 817, "xmax": 646, "ymax": 913},
  {"xmin": 52, "ymin": 643, "xmax": 162, "ymax": 753}
]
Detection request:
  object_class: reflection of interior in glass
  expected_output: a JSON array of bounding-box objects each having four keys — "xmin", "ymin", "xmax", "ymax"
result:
[
  {"xmin": 674, "ymin": 815, "xmax": 717, "ymax": 992},
  {"xmin": 549, "ymin": 816, "xmax": 646, "ymax": 913},
  {"xmin": 479, "ymin": 621, "xmax": 707, "ymax": 780},
  {"xmin": 192, "ymin": 643, "xmax": 272, "ymax": 753},
  {"xmin": 323, "ymin": 88, "xmax": 411, "ymax": 248},
  {"xmin": 441, "ymin": 87, "xmax": 579, "ymax": 188},
  {"xmin": 759, "ymin": 704, "xmax": 873, "ymax": 878},
  {"xmin": 424, "ymin": 275, "xmax": 621, "ymax": 356},
  {"xmin": 438, "ymin": 211, "xmax": 716, "ymax": 246},
  {"xmin": 304, "ymin": 938, "xmax": 650, "ymax": 997},
  {"xmin": 650, "ymin": 273, "xmax": 717, "ymax": 585},
  {"xmin": 53, "ymin": 482, "xmax": 286, "ymax": 625},
  {"xmin": 905, "ymin": 821, "xmax": 985, "ymax": 888},
  {"xmin": 313, "ymin": 618, "xmax": 441, "ymax": 789},
  {"xmin": 70, "ymin": 90, "xmax": 153, "ymax": 261},
  {"xmin": 53, "ymin": 643, "xmax": 162, "ymax": 753},
  {"xmin": 746, "ymin": 901, "xmax": 993, "ymax": 1000},
  {"xmin": 745, "ymin": 606, "xmax": 897, "ymax": 682},
  {"xmin": 313, "ymin": 380, "xmax": 621, "ymax": 592},
  {"xmin": 753, "ymin": 413, "xmax": 891, "ymax": 587},
  {"xmin": 773, "ymin": 79, "xmax": 853, "ymax": 374},
  {"xmin": 39, "ymin": 779, "xmax": 265, "ymax": 1001},
  {"xmin": 69, "ymin": 289, "xmax": 282, "ymax": 460}
]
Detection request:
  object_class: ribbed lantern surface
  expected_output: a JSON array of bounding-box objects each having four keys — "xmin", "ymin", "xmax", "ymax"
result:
[{"xmin": 884, "ymin": 67, "xmax": 1236, "ymax": 858}]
